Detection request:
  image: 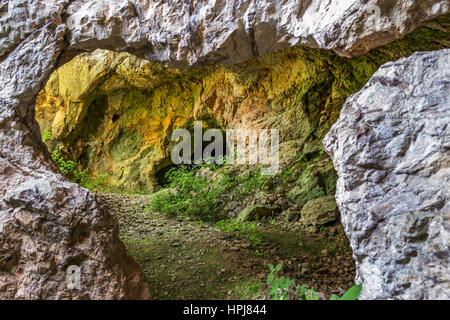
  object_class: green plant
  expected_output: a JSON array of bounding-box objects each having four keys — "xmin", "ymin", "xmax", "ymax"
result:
[
  {"xmin": 238, "ymin": 168, "xmax": 268, "ymax": 196},
  {"xmin": 149, "ymin": 164, "xmax": 233, "ymax": 221},
  {"xmin": 83, "ymin": 173, "xmax": 109, "ymax": 191},
  {"xmin": 215, "ymin": 218, "xmax": 263, "ymax": 248},
  {"xmin": 263, "ymin": 263, "xmax": 362, "ymax": 301},
  {"xmin": 302, "ymin": 287, "xmax": 319, "ymax": 300},
  {"xmin": 42, "ymin": 129, "xmax": 52, "ymax": 142},
  {"xmin": 330, "ymin": 284, "xmax": 362, "ymax": 300},
  {"xmin": 266, "ymin": 263, "xmax": 296, "ymax": 300},
  {"xmin": 51, "ymin": 146, "xmax": 108, "ymax": 191},
  {"xmin": 249, "ymin": 282, "xmax": 261, "ymax": 295}
]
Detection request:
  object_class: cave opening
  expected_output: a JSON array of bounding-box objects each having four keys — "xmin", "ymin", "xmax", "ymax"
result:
[
  {"xmin": 154, "ymin": 135, "xmax": 228, "ymax": 187},
  {"xmin": 0, "ymin": 0, "xmax": 446, "ymax": 300},
  {"xmin": 33, "ymin": 47, "xmax": 360, "ymax": 299}
]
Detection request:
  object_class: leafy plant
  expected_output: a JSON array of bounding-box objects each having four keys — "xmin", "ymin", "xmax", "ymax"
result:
[
  {"xmin": 330, "ymin": 284, "xmax": 362, "ymax": 300},
  {"xmin": 42, "ymin": 129, "xmax": 52, "ymax": 142},
  {"xmin": 263, "ymin": 263, "xmax": 362, "ymax": 301},
  {"xmin": 149, "ymin": 164, "xmax": 233, "ymax": 221},
  {"xmin": 266, "ymin": 263, "xmax": 296, "ymax": 300},
  {"xmin": 51, "ymin": 145, "xmax": 108, "ymax": 191}
]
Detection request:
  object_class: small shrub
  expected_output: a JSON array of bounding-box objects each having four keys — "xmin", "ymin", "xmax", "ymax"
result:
[
  {"xmin": 51, "ymin": 145, "xmax": 108, "ymax": 191},
  {"xmin": 149, "ymin": 164, "xmax": 233, "ymax": 221},
  {"xmin": 263, "ymin": 263, "xmax": 362, "ymax": 300}
]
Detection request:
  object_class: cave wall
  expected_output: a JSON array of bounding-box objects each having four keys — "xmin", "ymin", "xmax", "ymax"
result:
[{"xmin": 36, "ymin": 18, "xmax": 449, "ymax": 192}]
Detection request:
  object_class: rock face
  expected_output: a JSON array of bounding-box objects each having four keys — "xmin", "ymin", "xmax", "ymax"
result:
[
  {"xmin": 0, "ymin": 97, "xmax": 150, "ymax": 298},
  {"xmin": 63, "ymin": 0, "xmax": 450, "ymax": 65},
  {"xmin": 33, "ymin": 46, "xmax": 368, "ymax": 192},
  {"xmin": 237, "ymin": 205, "xmax": 273, "ymax": 222},
  {"xmin": 287, "ymin": 154, "xmax": 338, "ymax": 206},
  {"xmin": 324, "ymin": 49, "xmax": 450, "ymax": 300},
  {"xmin": 0, "ymin": 0, "xmax": 448, "ymax": 299},
  {"xmin": 35, "ymin": 19, "xmax": 449, "ymax": 192},
  {"xmin": 300, "ymin": 196, "xmax": 338, "ymax": 228}
]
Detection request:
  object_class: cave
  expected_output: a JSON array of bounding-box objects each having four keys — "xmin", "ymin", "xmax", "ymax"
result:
[
  {"xmin": 30, "ymin": 15, "xmax": 448, "ymax": 299},
  {"xmin": 1, "ymin": 0, "xmax": 449, "ymax": 302}
]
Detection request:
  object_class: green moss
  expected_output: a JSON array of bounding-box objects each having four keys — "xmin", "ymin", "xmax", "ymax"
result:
[{"xmin": 110, "ymin": 129, "xmax": 143, "ymax": 162}]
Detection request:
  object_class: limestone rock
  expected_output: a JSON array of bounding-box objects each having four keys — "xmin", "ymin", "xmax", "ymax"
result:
[
  {"xmin": 300, "ymin": 196, "xmax": 339, "ymax": 227},
  {"xmin": 64, "ymin": 0, "xmax": 450, "ymax": 66},
  {"xmin": 0, "ymin": 99, "xmax": 150, "ymax": 299},
  {"xmin": 324, "ymin": 49, "xmax": 450, "ymax": 300},
  {"xmin": 237, "ymin": 205, "xmax": 272, "ymax": 222}
]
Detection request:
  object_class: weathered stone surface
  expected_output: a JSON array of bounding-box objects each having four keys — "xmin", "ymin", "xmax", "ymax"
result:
[
  {"xmin": 237, "ymin": 205, "xmax": 272, "ymax": 222},
  {"xmin": 300, "ymin": 196, "xmax": 339, "ymax": 227},
  {"xmin": 0, "ymin": 98, "xmax": 150, "ymax": 299},
  {"xmin": 64, "ymin": 0, "xmax": 450, "ymax": 65},
  {"xmin": 287, "ymin": 152, "xmax": 337, "ymax": 206},
  {"xmin": 324, "ymin": 49, "xmax": 450, "ymax": 300},
  {"xmin": 0, "ymin": 0, "xmax": 448, "ymax": 299}
]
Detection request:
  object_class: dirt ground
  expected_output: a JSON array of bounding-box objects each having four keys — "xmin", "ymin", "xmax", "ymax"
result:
[{"xmin": 97, "ymin": 192, "xmax": 356, "ymax": 300}]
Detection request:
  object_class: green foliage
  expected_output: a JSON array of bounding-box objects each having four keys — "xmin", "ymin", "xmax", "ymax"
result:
[
  {"xmin": 42, "ymin": 130, "xmax": 52, "ymax": 142},
  {"xmin": 215, "ymin": 218, "xmax": 263, "ymax": 248},
  {"xmin": 149, "ymin": 162, "xmax": 276, "ymax": 221},
  {"xmin": 51, "ymin": 146, "xmax": 108, "ymax": 191},
  {"xmin": 83, "ymin": 173, "xmax": 109, "ymax": 191},
  {"xmin": 266, "ymin": 263, "xmax": 296, "ymax": 300},
  {"xmin": 263, "ymin": 263, "xmax": 362, "ymax": 300},
  {"xmin": 238, "ymin": 167, "xmax": 270, "ymax": 195},
  {"xmin": 330, "ymin": 284, "xmax": 362, "ymax": 301},
  {"xmin": 149, "ymin": 164, "xmax": 233, "ymax": 221},
  {"xmin": 265, "ymin": 263, "xmax": 318, "ymax": 300},
  {"xmin": 135, "ymin": 187, "xmax": 152, "ymax": 195}
]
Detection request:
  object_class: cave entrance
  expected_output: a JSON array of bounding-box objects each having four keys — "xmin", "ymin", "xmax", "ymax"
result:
[
  {"xmin": 154, "ymin": 132, "xmax": 228, "ymax": 187},
  {"xmin": 34, "ymin": 48, "xmax": 357, "ymax": 300}
]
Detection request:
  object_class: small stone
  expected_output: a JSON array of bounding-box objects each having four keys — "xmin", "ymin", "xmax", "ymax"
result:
[{"xmin": 300, "ymin": 196, "xmax": 339, "ymax": 227}]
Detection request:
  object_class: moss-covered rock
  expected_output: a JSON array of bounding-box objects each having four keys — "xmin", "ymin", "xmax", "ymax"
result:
[
  {"xmin": 237, "ymin": 205, "xmax": 272, "ymax": 222},
  {"xmin": 300, "ymin": 196, "xmax": 339, "ymax": 228}
]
